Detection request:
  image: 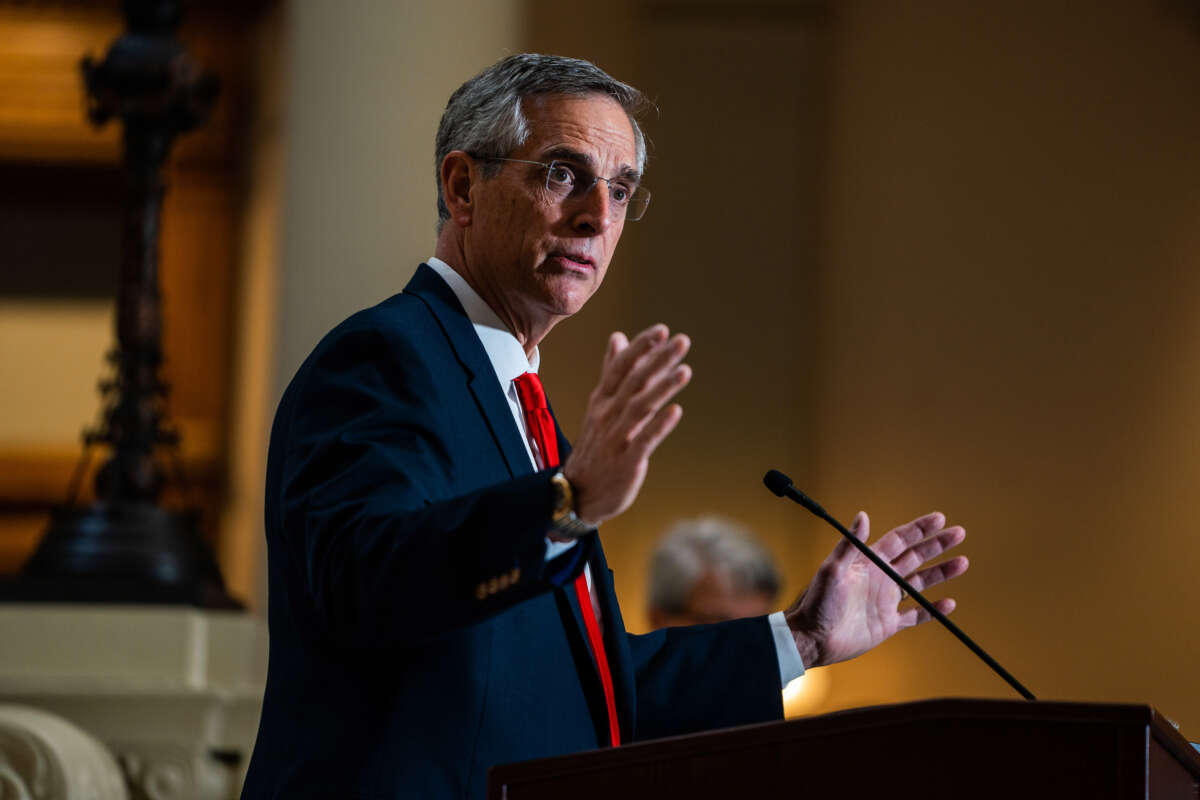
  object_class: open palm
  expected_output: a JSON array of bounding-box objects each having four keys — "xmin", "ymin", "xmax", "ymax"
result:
[{"xmin": 786, "ymin": 511, "xmax": 969, "ymax": 667}]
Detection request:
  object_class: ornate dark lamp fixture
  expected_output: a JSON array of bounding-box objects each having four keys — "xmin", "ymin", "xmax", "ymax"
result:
[{"xmin": 15, "ymin": 0, "xmax": 238, "ymax": 608}]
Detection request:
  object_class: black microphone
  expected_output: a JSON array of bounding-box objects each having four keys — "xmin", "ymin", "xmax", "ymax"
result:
[{"xmin": 763, "ymin": 469, "xmax": 1036, "ymax": 701}]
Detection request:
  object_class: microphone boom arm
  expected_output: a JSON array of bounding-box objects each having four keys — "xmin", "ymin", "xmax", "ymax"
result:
[{"xmin": 764, "ymin": 469, "xmax": 1036, "ymax": 701}]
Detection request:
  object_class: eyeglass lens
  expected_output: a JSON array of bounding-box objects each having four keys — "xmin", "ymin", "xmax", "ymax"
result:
[{"xmin": 544, "ymin": 161, "xmax": 650, "ymax": 222}]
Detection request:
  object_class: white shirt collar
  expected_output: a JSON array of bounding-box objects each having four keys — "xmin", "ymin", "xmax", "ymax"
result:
[
  {"xmin": 425, "ymin": 257, "xmax": 540, "ymax": 381},
  {"xmin": 425, "ymin": 259, "xmax": 584, "ymax": 582}
]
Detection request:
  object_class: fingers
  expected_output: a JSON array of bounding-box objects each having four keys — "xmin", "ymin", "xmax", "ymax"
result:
[
  {"xmin": 895, "ymin": 554, "xmax": 968, "ymax": 629},
  {"xmin": 621, "ymin": 332, "xmax": 690, "ymax": 406},
  {"xmin": 899, "ymin": 596, "xmax": 957, "ymax": 629},
  {"xmin": 902, "ymin": 555, "xmax": 969, "ymax": 595},
  {"xmin": 597, "ymin": 325, "xmax": 691, "ymax": 442},
  {"xmin": 872, "ymin": 512, "xmax": 947, "ymax": 561},
  {"xmin": 888, "ymin": 526, "xmax": 966, "ymax": 578},
  {"xmin": 631, "ymin": 402, "xmax": 684, "ymax": 457},
  {"xmin": 621, "ymin": 351, "xmax": 692, "ymax": 440},
  {"xmin": 598, "ymin": 324, "xmax": 667, "ymax": 394},
  {"xmin": 570, "ymin": 325, "xmax": 692, "ymax": 525}
]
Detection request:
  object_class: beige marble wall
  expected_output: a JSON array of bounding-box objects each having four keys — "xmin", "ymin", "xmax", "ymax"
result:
[
  {"xmin": 810, "ymin": 0, "xmax": 1200, "ymax": 722},
  {"xmin": 274, "ymin": 0, "xmax": 527, "ymax": 390}
]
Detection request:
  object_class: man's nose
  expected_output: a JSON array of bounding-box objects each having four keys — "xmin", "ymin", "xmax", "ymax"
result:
[{"xmin": 571, "ymin": 179, "xmax": 614, "ymax": 235}]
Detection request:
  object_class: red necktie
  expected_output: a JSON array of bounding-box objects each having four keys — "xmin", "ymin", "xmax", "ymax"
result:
[{"xmin": 512, "ymin": 371, "xmax": 621, "ymax": 747}]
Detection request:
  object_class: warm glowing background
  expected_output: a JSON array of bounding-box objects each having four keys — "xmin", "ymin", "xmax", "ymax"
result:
[{"xmin": 3, "ymin": 0, "xmax": 1199, "ymax": 731}]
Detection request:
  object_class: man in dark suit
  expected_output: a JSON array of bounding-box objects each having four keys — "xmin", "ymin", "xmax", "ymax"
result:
[{"xmin": 242, "ymin": 54, "xmax": 968, "ymax": 799}]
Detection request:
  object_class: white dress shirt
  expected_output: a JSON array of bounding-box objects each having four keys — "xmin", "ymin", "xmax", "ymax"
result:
[{"xmin": 424, "ymin": 257, "xmax": 804, "ymax": 687}]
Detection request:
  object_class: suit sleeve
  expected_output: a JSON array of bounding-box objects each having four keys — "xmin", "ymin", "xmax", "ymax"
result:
[
  {"xmin": 272, "ymin": 321, "xmax": 590, "ymax": 650},
  {"xmin": 626, "ymin": 617, "xmax": 784, "ymax": 741}
]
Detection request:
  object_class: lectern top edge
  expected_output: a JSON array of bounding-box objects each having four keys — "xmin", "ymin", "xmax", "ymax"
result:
[{"xmin": 488, "ymin": 697, "xmax": 1200, "ymax": 794}]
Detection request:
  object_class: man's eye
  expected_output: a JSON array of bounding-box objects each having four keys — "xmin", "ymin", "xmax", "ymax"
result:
[
  {"xmin": 610, "ymin": 184, "xmax": 632, "ymax": 204},
  {"xmin": 548, "ymin": 164, "xmax": 575, "ymax": 185}
]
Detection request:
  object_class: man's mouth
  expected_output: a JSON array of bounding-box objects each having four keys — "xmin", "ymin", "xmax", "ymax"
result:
[{"xmin": 550, "ymin": 252, "xmax": 594, "ymax": 270}]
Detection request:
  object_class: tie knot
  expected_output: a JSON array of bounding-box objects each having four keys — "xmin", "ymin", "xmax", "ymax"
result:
[{"xmin": 513, "ymin": 371, "xmax": 548, "ymax": 412}]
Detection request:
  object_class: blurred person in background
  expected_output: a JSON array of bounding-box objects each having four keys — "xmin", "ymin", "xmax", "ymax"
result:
[{"xmin": 648, "ymin": 516, "xmax": 781, "ymax": 628}]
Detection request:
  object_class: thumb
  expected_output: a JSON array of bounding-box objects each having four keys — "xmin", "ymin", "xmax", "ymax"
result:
[
  {"xmin": 831, "ymin": 511, "xmax": 869, "ymax": 562},
  {"xmin": 850, "ymin": 511, "xmax": 869, "ymax": 542},
  {"xmin": 600, "ymin": 331, "xmax": 628, "ymax": 377},
  {"xmin": 606, "ymin": 331, "xmax": 628, "ymax": 362}
]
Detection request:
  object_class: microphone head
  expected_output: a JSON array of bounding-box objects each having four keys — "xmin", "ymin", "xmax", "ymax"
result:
[{"xmin": 763, "ymin": 469, "xmax": 794, "ymax": 497}]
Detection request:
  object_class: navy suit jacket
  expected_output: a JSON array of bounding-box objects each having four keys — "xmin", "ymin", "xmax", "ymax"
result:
[{"xmin": 241, "ymin": 264, "xmax": 784, "ymax": 799}]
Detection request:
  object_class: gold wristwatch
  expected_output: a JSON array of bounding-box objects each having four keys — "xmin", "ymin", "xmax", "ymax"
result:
[{"xmin": 550, "ymin": 470, "xmax": 594, "ymax": 539}]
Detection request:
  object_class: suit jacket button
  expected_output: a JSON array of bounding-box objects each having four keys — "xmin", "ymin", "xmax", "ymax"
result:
[
  {"xmin": 475, "ymin": 583, "xmax": 487, "ymax": 600},
  {"xmin": 487, "ymin": 577, "xmax": 499, "ymax": 595},
  {"xmin": 510, "ymin": 567, "xmax": 520, "ymax": 584}
]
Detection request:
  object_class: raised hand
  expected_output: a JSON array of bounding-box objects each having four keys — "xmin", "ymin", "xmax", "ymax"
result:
[
  {"xmin": 786, "ymin": 511, "xmax": 969, "ymax": 668},
  {"xmin": 563, "ymin": 324, "xmax": 691, "ymax": 525}
]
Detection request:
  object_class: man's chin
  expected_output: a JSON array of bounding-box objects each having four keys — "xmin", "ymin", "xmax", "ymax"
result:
[
  {"xmin": 545, "ymin": 298, "xmax": 589, "ymax": 320},
  {"xmin": 540, "ymin": 279, "xmax": 598, "ymax": 317}
]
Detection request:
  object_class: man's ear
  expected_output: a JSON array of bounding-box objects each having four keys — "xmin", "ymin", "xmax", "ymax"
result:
[{"xmin": 441, "ymin": 151, "xmax": 476, "ymax": 227}]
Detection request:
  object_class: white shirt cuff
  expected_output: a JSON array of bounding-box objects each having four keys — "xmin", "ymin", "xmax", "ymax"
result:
[
  {"xmin": 544, "ymin": 537, "xmax": 577, "ymax": 561},
  {"xmin": 769, "ymin": 610, "xmax": 805, "ymax": 688}
]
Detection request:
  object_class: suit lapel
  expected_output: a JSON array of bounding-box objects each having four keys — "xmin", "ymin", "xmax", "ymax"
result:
[
  {"xmin": 407, "ymin": 268, "xmax": 633, "ymax": 743},
  {"xmin": 404, "ymin": 263, "xmax": 533, "ymax": 479}
]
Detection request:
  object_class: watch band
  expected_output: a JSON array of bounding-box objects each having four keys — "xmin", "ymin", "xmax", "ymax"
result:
[{"xmin": 550, "ymin": 470, "xmax": 595, "ymax": 539}]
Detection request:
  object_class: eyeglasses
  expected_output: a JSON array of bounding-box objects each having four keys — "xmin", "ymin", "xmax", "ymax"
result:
[{"xmin": 475, "ymin": 156, "xmax": 651, "ymax": 222}]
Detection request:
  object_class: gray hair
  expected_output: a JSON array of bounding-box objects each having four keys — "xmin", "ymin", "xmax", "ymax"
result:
[
  {"xmin": 434, "ymin": 53, "xmax": 650, "ymax": 229},
  {"xmin": 648, "ymin": 517, "xmax": 782, "ymax": 615}
]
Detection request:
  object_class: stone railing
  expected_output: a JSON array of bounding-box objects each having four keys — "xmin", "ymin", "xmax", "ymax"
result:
[
  {"xmin": 0, "ymin": 704, "xmax": 128, "ymax": 800},
  {"xmin": 0, "ymin": 606, "xmax": 266, "ymax": 800}
]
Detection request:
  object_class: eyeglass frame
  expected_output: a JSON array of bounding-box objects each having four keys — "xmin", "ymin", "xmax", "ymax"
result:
[{"xmin": 469, "ymin": 155, "xmax": 651, "ymax": 222}]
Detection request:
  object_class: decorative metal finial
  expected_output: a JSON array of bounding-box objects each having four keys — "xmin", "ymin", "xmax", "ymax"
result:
[{"xmin": 12, "ymin": 0, "xmax": 237, "ymax": 608}]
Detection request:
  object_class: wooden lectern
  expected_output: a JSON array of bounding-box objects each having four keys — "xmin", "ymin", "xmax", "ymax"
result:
[{"xmin": 489, "ymin": 699, "xmax": 1200, "ymax": 799}]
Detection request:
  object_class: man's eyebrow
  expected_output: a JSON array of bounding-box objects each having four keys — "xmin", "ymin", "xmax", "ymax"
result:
[
  {"xmin": 614, "ymin": 165, "xmax": 641, "ymax": 183},
  {"xmin": 541, "ymin": 147, "xmax": 593, "ymax": 167},
  {"xmin": 542, "ymin": 147, "xmax": 641, "ymax": 183}
]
